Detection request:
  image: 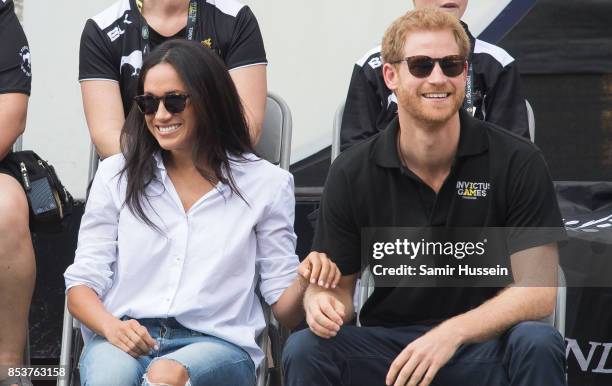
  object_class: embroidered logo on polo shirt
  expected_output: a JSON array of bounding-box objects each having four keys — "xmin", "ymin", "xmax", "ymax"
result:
[{"xmin": 456, "ymin": 181, "xmax": 490, "ymax": 200}]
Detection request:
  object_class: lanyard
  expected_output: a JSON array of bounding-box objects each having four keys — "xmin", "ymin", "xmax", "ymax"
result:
[
  {"xmin": 463, "ymin": 62, "xmax": 475, "ymax": 116},
  {"xmin": 136, "ymin": 0, "xmax": 198, "ymax": 56}
]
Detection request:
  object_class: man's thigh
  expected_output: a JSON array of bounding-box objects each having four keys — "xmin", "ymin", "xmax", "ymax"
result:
[{"xmin": 283, "ymin": 325, "xmax": 425, "ymax": 385}]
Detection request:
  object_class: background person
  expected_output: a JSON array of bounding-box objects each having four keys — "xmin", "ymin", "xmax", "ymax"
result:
[
  {"xmin": 0, "ymin": 1, "xmax": 34, "ymax": 385},
  {"xmin": 283, "ymin": 9, "xmax": 565, "ymax": 386},
  {"xmin": 80, "ymin": 0, "xmax": 268, "ymax": 159},
  {"xmin": 340, "ymin": 0, "xmax": 529, "ymax": 150},
  {"xmin": 65, "ymin": 39, "xmax": 339, "ymax": 386}
]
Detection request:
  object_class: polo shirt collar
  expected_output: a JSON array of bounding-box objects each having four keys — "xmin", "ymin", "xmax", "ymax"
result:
[{"xmin": 373, "ymin": 110, "xmax": 488, "ymax": 169}]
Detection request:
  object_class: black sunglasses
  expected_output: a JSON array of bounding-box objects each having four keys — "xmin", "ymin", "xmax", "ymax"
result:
[
  {"xmin": 391, "ymin": 55, "xmax": 466, "ymax": 78},
  {"xmin": 133, "ymin": 92, "xmax": 190, "ymax": 115}
]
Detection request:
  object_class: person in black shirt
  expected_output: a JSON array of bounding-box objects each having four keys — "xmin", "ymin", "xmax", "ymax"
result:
[
  {"xmin": 340, "ymin": 0, "xmax": 529, "ymax": 151},
  {"xmin": 79, "ymin": 0, "xmax": 268, "ymax": 159},
  {"xmin": 0, "ymin": 1, "xmax": 34, "ymax": 385},
  {"xmin": 283, "ymin": 8, "xmax": 566, "ymax": 386}
]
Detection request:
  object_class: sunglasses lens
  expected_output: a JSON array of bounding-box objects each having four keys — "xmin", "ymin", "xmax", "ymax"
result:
[
  {"xmin": 136, "ymin": 96, "xmax": 159, "ymax": 115},
  {"xmin": 440, "ymin": 57, "xmax": 465, "ymax": 77},
  {"xmin": 163, "ymin": 94, "xmax": 187, "ymax": 114},
  {"xmin": 408, "ymin": 57, "xmax": 435, "ymax": 78}
]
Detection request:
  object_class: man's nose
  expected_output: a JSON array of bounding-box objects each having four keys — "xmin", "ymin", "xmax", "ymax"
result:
[{"xmin": 427, "ymin": 62, "xmax": 447, "ymax": 84}]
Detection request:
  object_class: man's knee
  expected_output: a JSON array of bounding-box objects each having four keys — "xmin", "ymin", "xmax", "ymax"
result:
[
  {"xmin": 145, "ymin": 359, "xmax": 189, "ymax": 386},
  {"xmin": 507, "ymin": 321, "xmax": 565, "ymax": 358},
  {"xmin": 283, "ymin": 329, "xmax": 333, "ymax": 370},
  {"xmin": 0, "ymin": 174, "xmax": 29, "ymax": 234}
]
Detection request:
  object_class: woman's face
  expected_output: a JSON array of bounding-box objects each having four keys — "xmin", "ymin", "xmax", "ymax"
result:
[{"xmin": 142, "ymin": 62, "xmax": 197, "ymax": 157}]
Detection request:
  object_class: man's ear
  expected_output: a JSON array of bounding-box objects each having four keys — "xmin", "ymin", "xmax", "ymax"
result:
[{"xmin": 382, "ymin": 62, "xmax": 400, "ymax": 91}]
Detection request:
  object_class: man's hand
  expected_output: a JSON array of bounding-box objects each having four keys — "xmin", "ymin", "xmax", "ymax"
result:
[
  {"xmin": 386, "ymin": 324, "xmax": 461, "ymax": 386},
  {"xmin": 298, "ymin": 251, "xmax": 341, "ymax": 289},
  {"xmin": 102, "ymin": 318, "xmax": 157, "ymax": 358},
  {"xmin": 304, "ymin": 290, "xmax": 346, "ymax": 339}
]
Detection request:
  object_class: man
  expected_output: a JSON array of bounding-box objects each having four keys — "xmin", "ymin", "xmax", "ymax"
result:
[
  {"xmin": 340, "ymin": 0, "xmax": 529, "ymax": 151},
  {"xmin": 0, "ymin": 1, "xmax": 34, "ymax": 385},
  {"xmin": 283, "ymin": 8, "xmax": 566, "ymax": 386},
  {"xmin": 80, "ymin": 0, "xmax": 267, "ymax": 158}
]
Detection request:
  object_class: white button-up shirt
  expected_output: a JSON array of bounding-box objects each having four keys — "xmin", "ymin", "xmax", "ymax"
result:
[{"xmin": 64, "ymin": 153, "xmax": 298, "ymax": 366}]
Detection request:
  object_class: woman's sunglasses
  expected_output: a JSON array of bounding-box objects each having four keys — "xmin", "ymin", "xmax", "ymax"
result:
[
  {"xmin": 391, "ymin": 55, "xmax": 466, "ymax": 78},
  {"xmin": 133, "ymin": 93, "xmax": 190, "ymax": 115}
]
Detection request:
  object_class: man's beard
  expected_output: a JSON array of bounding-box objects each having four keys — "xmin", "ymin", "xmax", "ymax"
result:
[{"xmin": 396, "ymin": 84, "xmax": 465, "ymax": 127}]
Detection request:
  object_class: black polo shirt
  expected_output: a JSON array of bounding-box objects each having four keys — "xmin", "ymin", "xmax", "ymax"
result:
[{"xmin": 313, "ymin": 110, "xmax": 565, "ymax": 327}]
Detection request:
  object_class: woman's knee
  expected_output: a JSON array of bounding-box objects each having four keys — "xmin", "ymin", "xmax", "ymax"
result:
[{"xmin": 145, "ymin": 359, "xmax": 189, "ymax": 386}]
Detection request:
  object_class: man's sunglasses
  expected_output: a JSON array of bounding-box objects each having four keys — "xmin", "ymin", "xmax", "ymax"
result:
[
  {"xmin": 391, "ymin": 55, "xmax": 466, "ymax": 78},
  {"xmin": 134, "ymin": 93, "xmax": 190, "ymax": 115}
]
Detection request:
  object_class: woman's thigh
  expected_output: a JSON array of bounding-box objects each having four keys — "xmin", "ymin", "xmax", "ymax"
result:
[
  {"xmin": 156, "ymin": 335, "xmax": 256, "ymax": 386},
  {"xmin": 80, "ymin": 335, "xmax": 150, "ymax": 386}
]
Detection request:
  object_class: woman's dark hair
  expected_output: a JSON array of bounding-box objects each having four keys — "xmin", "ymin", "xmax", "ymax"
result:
[{"xmin": 120, "ymin": 39, "xmax": 254, "ymax": 229}]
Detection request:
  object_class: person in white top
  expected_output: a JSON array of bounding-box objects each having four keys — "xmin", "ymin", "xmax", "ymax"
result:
[{"xmin": 64, "ymin": 39, "xmax": 339, "ymax": 386}]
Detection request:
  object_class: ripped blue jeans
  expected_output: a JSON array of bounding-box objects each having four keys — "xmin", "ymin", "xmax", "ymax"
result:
[{"xmin": 79, "ymin": 317, "xmax": 255, "ymax": 386}]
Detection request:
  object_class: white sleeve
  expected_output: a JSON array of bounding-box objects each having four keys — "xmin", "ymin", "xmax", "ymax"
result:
[
  {"xmin": 255, "ymin": 173, "xmax": 299, "ymax": 305},
  {"xmin": 64, "ymin": 157, "xmax": 122, "ymax": 297}
]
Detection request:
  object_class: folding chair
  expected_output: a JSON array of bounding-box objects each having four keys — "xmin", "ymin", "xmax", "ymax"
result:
[
  {"xmin": 357, "ymin": 265, "xmax": 567, "ymax": 336},
  {"xmin": 526, "ymin": 99, "xmax": 535, "ymax": 143},
  {"xmin": 58, "ymin": 92, "xmax": 293, "ymax": 386},
  {"xmin": 332, "ymin": 99, "xmax": 537, "ymax": 160}
]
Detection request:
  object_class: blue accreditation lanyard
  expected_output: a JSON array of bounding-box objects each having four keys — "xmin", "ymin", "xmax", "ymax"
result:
[{"xmin": 136, "ymin": 0, "xmax": 198, "ymax": 56}]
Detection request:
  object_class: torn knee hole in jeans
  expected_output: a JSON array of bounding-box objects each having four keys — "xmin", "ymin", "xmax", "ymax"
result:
[{"xmin": 143, "ymin": 358, "xmax": 191, "ymax": 386}]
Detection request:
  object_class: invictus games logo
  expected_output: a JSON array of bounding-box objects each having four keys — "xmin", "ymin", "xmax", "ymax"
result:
[
  {"xmin": 456, "ymin": 180, "xmax": 490, "ymax": 200},
  {"xmin": 19, "ymin": 46, "xmax": 31, "ymax": 77}
]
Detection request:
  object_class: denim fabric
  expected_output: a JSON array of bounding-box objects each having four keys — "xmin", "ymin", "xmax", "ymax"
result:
[{"xmin": 79, "ymin": 318, "xmax": 255, "ymax": 386}]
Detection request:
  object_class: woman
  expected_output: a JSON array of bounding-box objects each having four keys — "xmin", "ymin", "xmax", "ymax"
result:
[{"xmin": 64, "ymin": 39, "xmax": 339, "ymax": 386}]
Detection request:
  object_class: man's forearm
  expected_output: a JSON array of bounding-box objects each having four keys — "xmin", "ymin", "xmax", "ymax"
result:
[{"xmin": 441, "ymin": 286, "xmax": 556, "ymax": 345}]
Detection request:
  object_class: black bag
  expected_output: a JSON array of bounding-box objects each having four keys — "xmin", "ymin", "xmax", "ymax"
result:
[{"xmin": 2, "ymin": 150, "xmax": 74, "ymax": 233}]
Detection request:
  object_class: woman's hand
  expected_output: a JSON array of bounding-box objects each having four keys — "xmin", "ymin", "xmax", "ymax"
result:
[
  {"xmin": 298, "ymin": 251, "xmax": 342, "ymax": 289},
  {"xmin": 102, "ymin": 318, "xmax": 158, "ymax": 358}
]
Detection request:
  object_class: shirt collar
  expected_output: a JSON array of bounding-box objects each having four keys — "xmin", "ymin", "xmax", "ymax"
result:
[{"xmin": 373, "ymin": 110, "xmax": 488, "ymax": 169}]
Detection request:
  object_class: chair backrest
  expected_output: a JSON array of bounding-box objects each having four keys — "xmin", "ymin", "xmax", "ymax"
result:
[
  {"xmin": 87, "ymin": 92, "xmax": 293, "ymax": 182},
  {"xmin": 525, "ymin": 99, "xmax": 535, "ymax": 143},
  {"xmin": 12, "ymin": 135, "xmax": 23, "ymax": 152},
  {"xmin": 255, "ymin": 92, "xmax": 293, "ymax": 171},
  {"xmin": 356, "ymin": 264, "xmax": 567, "ymax": 335},
  {"xmin": 331, "ymin": 100, "xmax": 345, "ymax": 162},
  {"xmin": 333, "ymin": 99, "xmax": 536, "ymax": 156}
]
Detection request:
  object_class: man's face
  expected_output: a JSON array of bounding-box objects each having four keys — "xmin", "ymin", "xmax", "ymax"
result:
[
  {"xmin": 413, "ymin": 0, "xmax": 468, "ymax": 19},
  {"xmin": 384, "ymin": 30, "xmax": 467, "ymax": 127}
]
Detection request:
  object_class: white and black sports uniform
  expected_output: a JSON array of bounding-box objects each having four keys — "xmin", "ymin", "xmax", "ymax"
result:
[
  {"xmin": 79, "ymin": 0, "xmax": 267, "ymax": 115},
  {"xmin": 340, "ymin": 22, "xmax": 529, "ymax": 151},
  {"xmin": 0, "ymin": 0, "xmax": 31, "ymax": 96}
]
